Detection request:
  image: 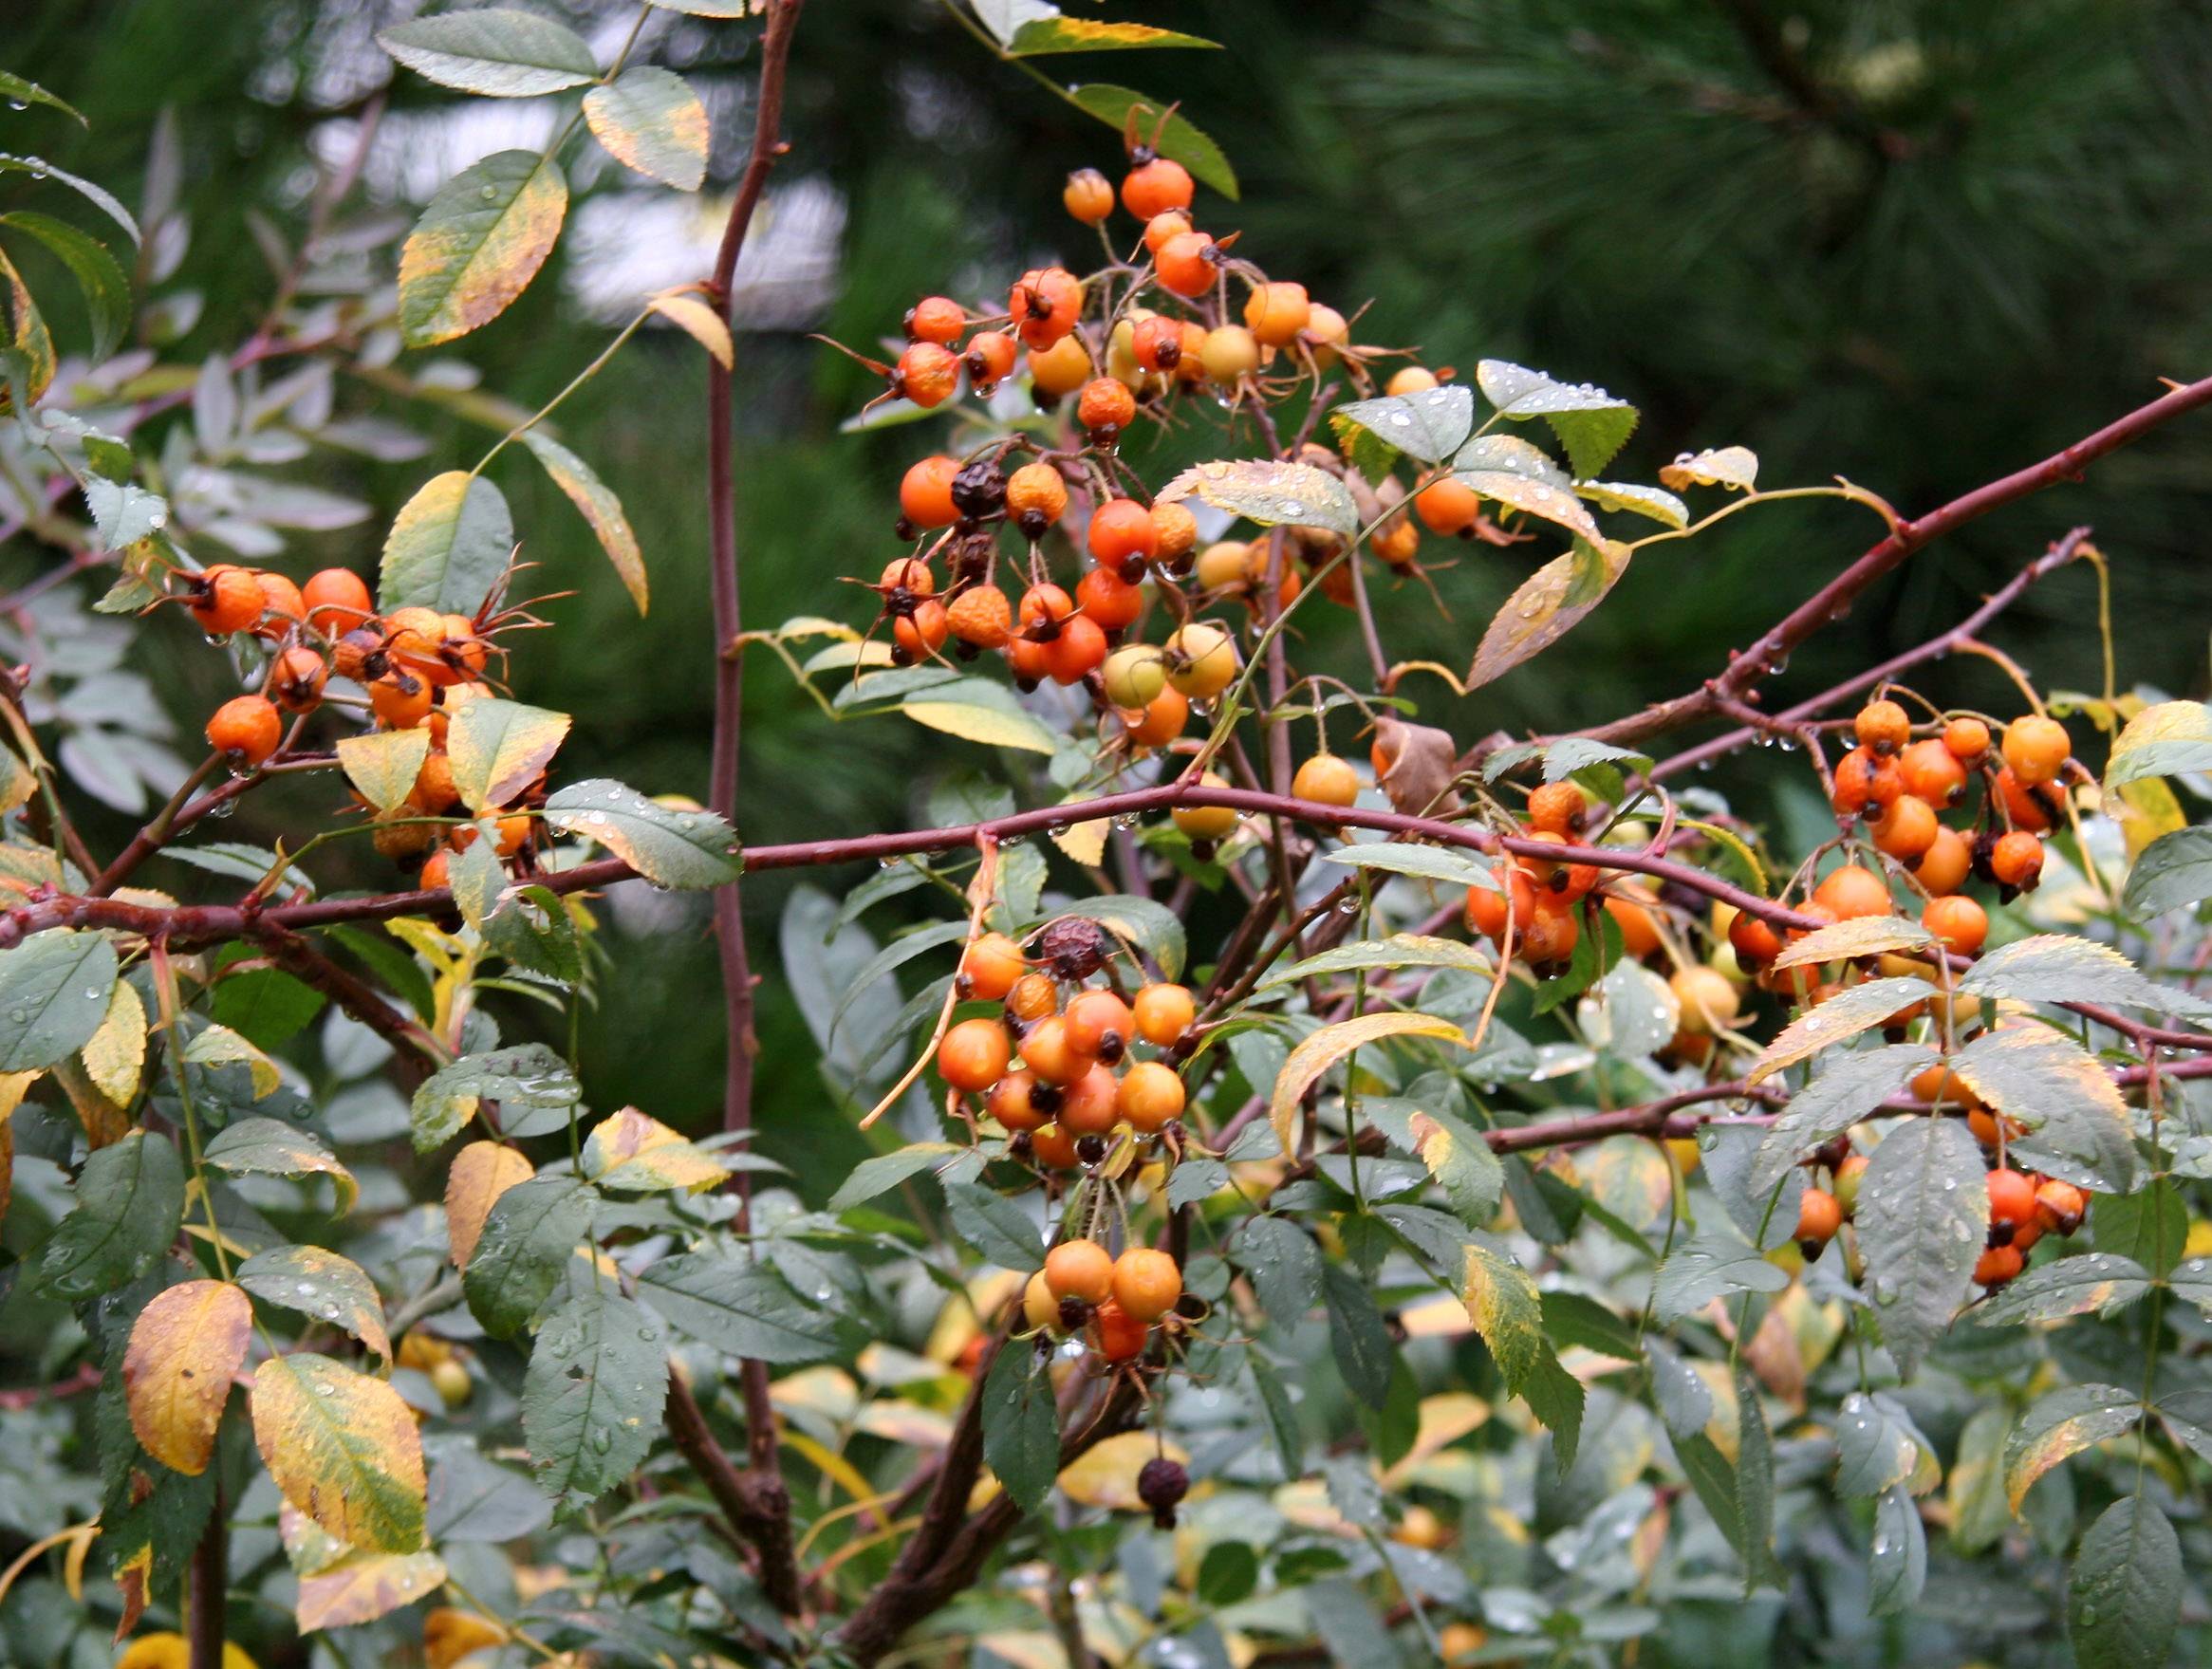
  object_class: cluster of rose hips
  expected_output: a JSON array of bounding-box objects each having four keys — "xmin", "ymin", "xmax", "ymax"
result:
[
  {"xmin": 933, "ymin": 918, "xmax": 1197, "ymax": 1365},
  {"xmin": 857, "ymin": 131, "xmax": 1461, "ymax": 781},
  {"xmin": 172, "ymin": 562, "xmax": 533, "ymax": 877},
  {"xmin": 1794, "ymin": 1132, "xmax": 2089, "ymax": 1290}
]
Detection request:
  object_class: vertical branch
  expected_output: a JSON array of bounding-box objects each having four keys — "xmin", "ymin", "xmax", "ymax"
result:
[
  {"xmin": 187, "ymin": 1486, "xmax": 226, "ymax": 1669},
  {"xmin": 697, "ymin": 0, "xmax": 806, "ymax": 1615}
]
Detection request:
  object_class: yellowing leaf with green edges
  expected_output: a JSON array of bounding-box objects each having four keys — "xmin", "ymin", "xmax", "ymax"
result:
[
  {"xmin": 1659, "ymin": 445, "xmax": 1759, "ymax": 492},
  {"xmin": 1006, "ymin": 17, "xmax": 1219, "ymax": 53},
  {"xmin": 250, "ymin": 1354, "xmax": 425, "ymax": 1553},
  {"xmin": 1057, "ymin": 1431, "xmax": 1187, "ymax": 1509},
  {"xmin": 398, "ymin": 149, "xmax": 567, "ymax": 348},
  {"xmin": 1270, "ymin": 1011, "xmax": 1464, "ymax": 1152},
  {"xmin": 0, "ymin": 248, "xmax": 56, "ymax": 415},
  {"xmin": 583, "ymin": 67, "xmax": 708, "ymax": 191},
  {"xmin": 1746, "ymin": 977, "xmax": 1935, "ymax": 1085},
  {"xmin": 336, "ymin": 728, "xmax": 431, "ymax": 814},
  {"xmin": 446, "ymin": 1140, "xmax": 534, "ymax": 1269},
  {"xmin": 1461, "ymin": 1239, "xmax": 1547, "ymax": 1393},
  {"xmin": 235, "ymin": 1244, "xmax": 392, "ymax": 1365},
  {"xmin": 1466, "ymin": 539, "xmax": 1630, "ymax": 692},
  {"xmin": 1771, "ymin": 915, "xmax": 1934, "ymax": 971},
  {"xmin": 123, "ymin": 1279, "xmax": 251, "ymax": 1475},
  {"xmin": 2004, "ymin": 1384, "xmax": 2138, "ymax": 1513},
  {"xmin": 581, "ymin": 1105, "xmax": 729, "ymax": 1193},
  {"xmin": 2112, "ymin": 774, "xmax": 2185, "ymax": 861},
  {"xmin": 380, "ymin": 471, "xmax": 514, "ymax": 615},
  {"xmin": 648, "ymin": 290, "xmax": 732, "ymax": 367},
  {"xmin": 296, "ymin": 1549, "xmax": 447, "ymax": 1634},
  {"xmin": 445, "ymin": 696, "xmax": 569, "ymax": 815},
  {"xmin": 520, "ymin": 430, "xmax": 646, "ymax": 613},
  {"xmin": 81, "ymin": 978, "xmax": 145, "ymax": 1106},
  {"xmin": 182, "ymin": 1024, "xmax": 278, "ymax": 1099}
]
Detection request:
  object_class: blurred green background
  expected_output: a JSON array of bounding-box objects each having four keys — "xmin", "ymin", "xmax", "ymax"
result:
[{"xmin": 9, "ymin": 0, "xmax": 2210, "ymax": 1185}]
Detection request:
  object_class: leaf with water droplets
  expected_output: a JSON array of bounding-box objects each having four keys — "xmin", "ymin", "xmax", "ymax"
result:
[
  {"xmin": 1771, "ymin": 915, "xmax": 1934, "ymax": 971},
  {"xmin": 204, "ymin": 1117, "xmax": 358, "ymax": 1213},
  {"xmin": 0, "ymin": 928, "xmax": 119, "ymax": 1071},
  {"xmin": 464, "ymin": 1173, "xmax": 594, "ymax": 1338},
  {"xmin": 980, "ymin": 1336, "xmax": 1059, "ymax": 1514},
  {"xmin": 2007, "ymin": 1383, "xmax": 2140, "ymax": 1514},
  {"xmin": 1750, "ymin": 1042, "xmax": 1934, "ymax": 1196},
  {"xmin": 1576, "ymin": 480, "xmax": 1687, "ymax": 529},
  {"xmin": 2103, "ymin": 698, "xmax": 2212, "ymax": 791},
  {"xmin": 636, "ymin": 1247, "xmax": 848, "ymax": 1362},
  {"xmin": 1329, "ymin": 385, "xmax": 1475, "ymax": 467},
  {"xmin": 378, "ymin": 470, "xmax": 513, "ymax": 615},
  {"xmin": 250, "ymin": 1353, "xmax": 425, "ymax": 1552},
  {"xmin": 296, "ymin": 1548, "xmax": 447, "ymax": 1633},
  {"xmin": 235, "ymin": 1245, "xmax": 391, "ymax": 1366},
  {"xmin": 1460, "ymin": 1238, "xmax": 1548, "ymax": 1397},
  {"xmin": 543, "ymin": 778, "xmax": 741, "ymax": 890},
  {"xmin": 1465, "ymin": 538, "xmax": 1631, "ymax": 691},
  {"xmin": 581, "ymin": 1105, "xmax": 729, "ymax": 1193},
  {"xmin": 377, "ymin": 8, "xmax": 598, "ymax": 96},
  {"xmin": 2069, "ymin": 1496, "xmax": 2181, "ymax": 1669},
  {"xmin": 446, "ymin": 696, "xmax": 570, "ymax": 816},
  {"xmin": 1659, "ymin": 445, "xmax": 1758, "ymax": 492},
  {"xmin": 1833, "ymin": 1390, "xmax": 1940, "ymax": 1498},
  {"xmin": 1476, "ymin": 360, "xmax": 1639, "ymax": 478},
  {"xmin": 1856, "ymin": 1116, "xmax": 1985, "ymax": 1379},
  {"xmin": 522, "ymin": 1289, "xmax": 668, "ymax": 1513},
  {"xmin": 36, "ymin": 1128, "xmax": 184, "ymax": 1300},
  {"xmin": 1746, "ymin": 977, "xmax": 1936, "ymax": 1085},
  {"xmin": 1974, "ymin": 1252, "xmax": 2151, "ymax": 1327},
  {"xmin": 398, "ymin": 150, "xmax": 567, "ymax": 348},
  {"xmin": 1157, "ymin": 457, "xmax": 1359, "ymax": 537},
  {"xmin": 2123, "ymin": 826, "xmax": 2212, "ymax": 919},
  {"xmin": 80, "ymin": 977, "xmax": 145, "ymax": 1107},
  {"xmin": 445, "ymin": 1140, "xmax": 534, "ymax": 1270},
  {"xmin": 1452, "ymin": 433, "xmax": 1602, "ymax": 542},
  {"xmin": 1269, "ymin": 1011, "xmax": 1464, "ymax": 1154},
  {"xmin": 123, "ymin": 1279, "xmax": 251, "ymax": 1476},
  {"xmin": 1952, "ymin": 1026, "xmax": 2138, "ymax": 1194},
  {"xmin": 1868, "ymin": 1484, "xmax": 1926, "ymax": 1618},
  {"xmin": 1960, "ymin": 932, "xmax": 2211, "ymax": 1019},
  {"xmin": 1652, "ymin": 1233, "xmax": 1788, "ymax": 1323},
  {"xmin": 412, "ymin": 1043, "xmax": 581, "ymax": 1153}
]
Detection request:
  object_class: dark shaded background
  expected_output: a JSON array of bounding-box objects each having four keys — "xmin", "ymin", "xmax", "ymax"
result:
[{"xmin": 10, "ymin": 0, "xmax": 2211, "ymax": 1187}]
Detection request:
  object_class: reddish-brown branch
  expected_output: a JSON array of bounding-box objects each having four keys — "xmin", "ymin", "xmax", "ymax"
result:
[
  {"xmin": 0, "ymin": 1360, "xmax": 100, "ymax": 1409},
  {"xmin": 663, "ymin": 1369, "xmax": 803, "ymax": 1617},
  {"xmin": 247, "ymin": 920, "xmax": 443, "ymax": 1077},
  {"xmin": 1519, "ymin": 377, "xmax": 2212, "ymax": 759},
  {"xmin": 1652, "ymin": 526, "xmax": 2093, "ymax": 782},
  {"xmin": 9, "ymin": 779, "xmax": 2212, "ymax": 1055},
  {"xmin": 187, "ymin": 1485, "xmax": 226, "ymax": 1669},
  {"xmin": 697, "ymin": 0, "xmax": 806, "ymax": 1620}
]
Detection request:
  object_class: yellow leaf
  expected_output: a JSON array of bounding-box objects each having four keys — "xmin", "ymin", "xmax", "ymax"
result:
[
  {"xmin": 296, "ymin": 1549, "xmax": 447, "ymax": 1634},
  {"xmin": 581, "ymin": 1105, "xmax": 729, "ymax": 1193},
  {"xmin": 250, "ymin": 1354, "xmax": 425, "ymax": 1553},
  {"xmin": 82, "ymin": 979, "xmax": 145, "ymax": 1106},
  {"xmin": 336, "ymin": 728, "xmax": 432, "ymax": 815},
  {"xmin": 1270, "ymin": 1011, "xmax": 1465, "ymax": 1152},
  {"xmin": 123, "ymin": 1280, "xmax": 251, "ymax": 1475},
  {"xmin": 2112, "ymin": 775, "xmax": 2186, "ymax": 860},
  {"xmin": 425, "ymin": 1607, "xmax": 509, "ymax": 1669},
  {"xmin": 1658, "ymin": 445, "xmax": 1759, "ymax": 491},
  {"xmin": 648, "ymin": 291, "xmax": 733, "ymax": 368},
  {"xmin": 1057, "ymin": 1431, "xmax": 1187, "ymax": 1510},
  {"xmin": 445, "ymin": 1140, "xmax": 533, "ymax": 1269},
  {"xmin": 114, "ymin": 1633, "xmax": 259, "ymax": 1669},
  {"xmin": 1381, "ymin": 1392, "xmax": 1492, "ymax": 1488}
]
